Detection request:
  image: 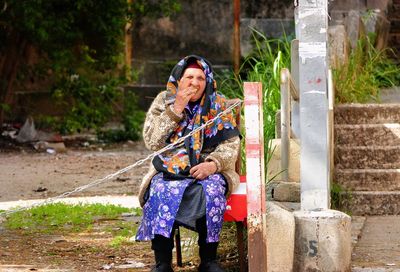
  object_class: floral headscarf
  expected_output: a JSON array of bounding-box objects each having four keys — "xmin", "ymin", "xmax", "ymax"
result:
[{"xmin": 152, "ymin": 55, "xmax": 240, "ymax": 179}]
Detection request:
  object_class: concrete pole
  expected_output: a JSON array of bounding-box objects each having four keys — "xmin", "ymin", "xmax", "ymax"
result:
[
  {"xmin": 294, "ymin": 2, "xmax": 352, "ymax": 271},
  {"xmin": 297, "ymin": 0, "xmax": 330, "ymax": 211}
]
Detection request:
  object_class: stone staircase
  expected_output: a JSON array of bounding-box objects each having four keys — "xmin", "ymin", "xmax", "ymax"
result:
[{"xmin": 334, "ymin": 104, "xmax": 400, "ymax": 215}]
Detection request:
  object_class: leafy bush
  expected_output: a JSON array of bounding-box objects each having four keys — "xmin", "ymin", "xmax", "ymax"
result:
[
  {"xmin": 333, "ymin": 37, "xmax": 400, "ymax": 103},
  {"xmin": 217, "ymin": 29, "xmax": 292, "ymax": 175},
  {"xmin": 97, "ymin": 91, "xmax": 146, "ymax": 142},
  {"xmin": 121, "ymin": 92, "xmax": 146, "ymax": 141},
  {"xmin": 52, "ymin": 71, "xmax": 125, "ymax": 134},
  {"xmin": 0, "ymin": 0, "xmax": 180, "ymax": 132}
]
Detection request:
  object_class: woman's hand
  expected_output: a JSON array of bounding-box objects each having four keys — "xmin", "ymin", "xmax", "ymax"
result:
[
  {"xmin": 190, "ymin": 161, "xmax": 217, "ymax": 180},
  {"xmin": 173, "ymin": 86, "xmax": 198, "ymax": 114}
]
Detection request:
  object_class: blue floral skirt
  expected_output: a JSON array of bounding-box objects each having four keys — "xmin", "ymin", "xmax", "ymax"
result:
[{"xmin": 135, "ymin": 172, "xmax": 227, "ymax": 243}]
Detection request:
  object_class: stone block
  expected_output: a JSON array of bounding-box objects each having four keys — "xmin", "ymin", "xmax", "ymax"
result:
[
  {"xmin": 268, "ymin": 139, "xmax": 300, "ymax": 183},
  {"xmin": 328, "ymin": 25, "xmax": 349, "ymax": 69},
  {"xmin": 335, "ymin": 146, "xmax": 400, "ymax": 169},
  {"xmin": 334, "ymin": 104, "xmax": 400, "ymax": 125},
  {"xmin": 274, "ymin": 181, "xmax": 301, "ymax": 202},
  {"xmin": 389, "ymin": 4, "xmax": 400, "ymax": 19},
  {"xmin": 343, "ymin": 191, "xmax": 400, "ymax": 215},
  {"xmin": 266, "ymin": 201, "xmax": 295, "ymax": 272},
  {"xmin": 391, "ymin": 19, "xmax": 400, "ymax": 32},
  {"xmin": 335, "ymin": 123, "xmax": 400, "ymax": 146},
  {"xmin": 329, "ymin": 0, "xmax": 366, "ymax": 12},
  {"xmin": 345, "ymin": 10, "xmax": 366, "ymax": 49},
  {"xmin": 367, "ymin": 0, "xmax": 391, "ymax": 12},
  {"xmin": 293, "ymin": 210, "xmax": 352, "ymax": 272},
  {"xmin": 335, "ymin": 168, "xmax": 400, "ymax": 191},
  {"xmin": 388, "ymin": 33, "xmax": 400, "ymax": 52},
  {"xmin": 329, "ymin": 10, "xmax": 347, "ymax": 25}
]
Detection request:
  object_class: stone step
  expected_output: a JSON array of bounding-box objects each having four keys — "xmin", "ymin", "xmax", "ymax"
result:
[
  {"xmin": 334, "ymin": 104, "xmax": 400, "ymax": 124},
  {"xmin": 335, "ymin": 146, "xmax": 400, "ymax": 169},
  {"xmin": 335, "ymin": 123, "xmax": 400, "ymax": 146},
  {"xmin": 342, "ymin": 191, "xmax": 400, "ymax": 215},
  {"xmin": 334, "ymin": 169, "xmax": 400, "ymax": 191}
]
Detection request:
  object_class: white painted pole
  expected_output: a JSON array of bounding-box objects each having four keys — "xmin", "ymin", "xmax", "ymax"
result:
[
  {"xmin": 244, "ymin": 82, "xmax": 267, "ymax": 272},
  {"xmin": 293, "ymin": 2, "xmax": 352, "ymax": 271},
  {"xmin": 297, "ymin": 0, "xmax": 330, "ymax": 210}
]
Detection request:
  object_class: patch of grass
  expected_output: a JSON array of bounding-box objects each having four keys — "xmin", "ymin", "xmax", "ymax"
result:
[
  {"xmin": 333, "ymin": 36, "xmax": 400, "ymax": 103},
  {"xmin": 110, "ymin": 235, "xmax": 131, "ymax": 248},
  {"xmin": 330, "ymin": 183, "xmax": 352, "ymax": 215},
  {"xmin": 103, "ymin": 220, "xmax": 140, "ymax": 247},
  {"xmin": 4, "ymin": 203, "xmax": 141, "ymax": 234},
  {"xmin": 111, "ymin": 221, "xmax": 138, "ymax": 237}
]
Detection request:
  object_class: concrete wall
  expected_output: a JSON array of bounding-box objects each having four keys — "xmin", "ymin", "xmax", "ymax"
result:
[
  {"xmin": 329, "ymin": 0, "xmax": 393, "ymax": 51},
  {"xmin": 131, "ymin": 0, "xmax": 295, "ymax": 85},
  {"xmin": 12, "ymin": 0, "xmax": 400, "ymax": 121},
  {"xmin": 389, "ymin": 0, "xmax": 400, "ymax": 53},
  {"xmin": 9, "ymin": 0, "xmax": 298, "ymax": 121}
]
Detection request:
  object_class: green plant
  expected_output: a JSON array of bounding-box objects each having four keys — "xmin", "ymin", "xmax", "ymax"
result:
[
  {"xmin": 121, "ymin": 91, "xmax": 146, "ymax": 141},
  {"xmin": 333, "ymin": 37, "xmax": 400, "ymax": 103},
  {"xmin": 0, "ymin": 0, "xmax": 181, "ymax": 128},
  {"xmin": 52, "ymin": 71, "xmax": 126, "ymax": 134},
  {"xmin": 110, "ymin": 235, "xmax": 131, "ymax": 248},
  {"xmin": 96, "ymin": 91, "xmax": 146, "ymax": 142},
  {"xmin": 217, "ymin": 29, "xmax": 292, "ymax": 179},
  {"xmin": 330, "ymin": 182, "xmax": 352, "ymax": 214}
]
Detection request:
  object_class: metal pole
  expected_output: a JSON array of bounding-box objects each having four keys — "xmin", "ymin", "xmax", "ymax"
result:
[{"xmin": 297, "ymin": 0, "xmax": 330, "ymax": 210}]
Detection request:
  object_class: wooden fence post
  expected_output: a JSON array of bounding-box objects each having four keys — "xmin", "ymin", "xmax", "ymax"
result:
[{"xmin": 244, "ymin": 82, "xmax": 267, "ymax": 272}]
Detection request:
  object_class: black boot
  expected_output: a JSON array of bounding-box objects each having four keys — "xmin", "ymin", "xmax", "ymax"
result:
[
  {"xmin": 196, "ymin": 217, "xmax": 224, "ymax": 272},
  {"xmin": 198, "ymin": 260, "xmax": 224, "ymax": 272},
  {"xmin": 198, "ymin": 242, "xmax": 224, "ymax": 272},
  {"xmin": 151, "ymin": 235, "xmax": 174, "ymax": 272}
]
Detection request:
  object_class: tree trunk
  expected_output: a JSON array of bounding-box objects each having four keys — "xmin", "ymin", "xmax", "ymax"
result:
[{"xmin": 0, "ymin": 31, "xmax": 27, "ymax": 129}]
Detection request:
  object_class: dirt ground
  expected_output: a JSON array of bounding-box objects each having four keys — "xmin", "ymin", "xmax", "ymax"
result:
[
  {"xmin": 0, "ymin": 141, "xmax": 150, "ymax": 202},
  {"xmin": 0, "ymin": 218, "xmax": 240, "ymax": 272},
  {"xmin": 0, "ymin": 139, "xmax": 241, "ymax": 271}
]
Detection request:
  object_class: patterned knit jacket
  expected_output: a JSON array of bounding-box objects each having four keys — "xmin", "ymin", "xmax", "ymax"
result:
[{"xmin": 138, "ymin": 91, "xmax": 241, "ymax": 207}]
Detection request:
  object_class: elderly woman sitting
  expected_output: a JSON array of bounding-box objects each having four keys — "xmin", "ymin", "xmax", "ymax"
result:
[{"xmin": 135, "ymin": 55, "xmax": 241, "ymax": 272}]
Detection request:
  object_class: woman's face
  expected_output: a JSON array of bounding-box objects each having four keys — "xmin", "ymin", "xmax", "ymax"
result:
[{"xmin": 178, "ymin": 68, "xmax": 206, "ymax": 102}]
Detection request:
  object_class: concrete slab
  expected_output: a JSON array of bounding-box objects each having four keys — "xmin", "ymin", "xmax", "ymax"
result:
[
  {"xmin": 293, "ymin": 210, "xmax": 352, "ymax": 272},
  {"xmin": 379, "ymin": 87, "xmax": 400, "ymax": 104},
  {"xmin": 266, "ymin": 201, "xmax": 295, "ymax": 272},
  {"xmin": 352, "ymin": 216, "xmax": 400, "ymax": 269}
]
